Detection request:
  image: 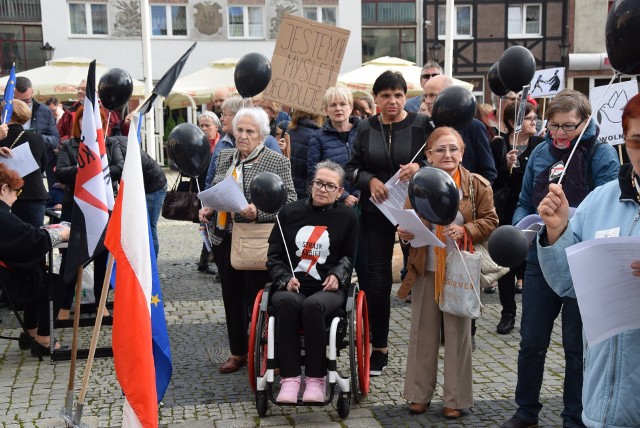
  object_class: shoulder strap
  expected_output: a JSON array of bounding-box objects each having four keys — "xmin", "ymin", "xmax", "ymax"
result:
[{"xmin": 469, "ymin": 173, "xmax": 476, "ymax": 220}]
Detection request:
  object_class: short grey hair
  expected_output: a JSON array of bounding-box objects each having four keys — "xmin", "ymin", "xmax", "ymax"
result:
[
  {"xmin": 315, "ymin": 160, "xmax": 345, "ymax": 185},
  {"xmin": 232, "ymin": 107, "xmax": 270, "ymax": 139},
  {"xmin": 198, "ymin": 111, "xmax": 221, "ymax": 128},
  {"xmin": 421, "ymin": 61, "xmax": 443, "ymax": 74},
  {"xmin": 221, "ymin": 95, "xmax": 253, "ymax": 114}
]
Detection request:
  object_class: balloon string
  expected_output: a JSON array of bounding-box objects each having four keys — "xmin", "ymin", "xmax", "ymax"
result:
[
  {"xmin": 105, "ymin": 111, "xmax": 111, "ymax": 137},
  {"xmin": 557, "ymin": 71, "xmax": 620, "ymax": 185},
  {"xmin": 394, "ymin": 142, "xmax": 427, "ymax": 184},
  {"xmin": 498, "ymin": 98, "xmax": 502, "ymax": 137},
  {"xmin": 276, "ymin": 215, "xmax": 295, "ymax": 277}
]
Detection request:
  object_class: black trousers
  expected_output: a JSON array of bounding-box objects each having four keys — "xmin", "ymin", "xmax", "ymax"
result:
[
  {"xmin": 497, "ymin": 260, "xmax": 527, "ymax": 317},
  {"xmin": 356, "ymin": 209, "xmax": 396, "ymax": 348},
  {"xmin": 271, "ymin": 288, "xmax": 345, "ymax": 378},
  {"xmin": 213, "ymin": 233, "xmax": 268, "ymax": 356}
]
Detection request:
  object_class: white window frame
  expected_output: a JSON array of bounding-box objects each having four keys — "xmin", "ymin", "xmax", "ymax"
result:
[
  {"xmin": 302, "ymin": 6, "xmax": 338, "ymax": 26},
  {"xmin": 68, "ymin": 2, "xmax": 109, "ymax": 37},
  {"xmin": 150, "ymin": 4, "xmax": 188, "ymax": 38},
  {"xmin": 437, "ymin": 5, "xmax": 473, "ymax": 40},
  {"xmin": 507, "ymin": 4, "xmax": 543, "ymax": 39},
  {"xmin": 227, "ymin": 6, "xmax": 265, "ymax": 39}
]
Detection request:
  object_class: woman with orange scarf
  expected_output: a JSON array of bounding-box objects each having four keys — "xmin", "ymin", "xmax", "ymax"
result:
[{"xmin": 397, "ymin": 127, "xmax": 498, "ymax": 419}]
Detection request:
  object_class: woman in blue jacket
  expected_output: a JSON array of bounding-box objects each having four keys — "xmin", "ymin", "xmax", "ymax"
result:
[
  {"xmin": 308, "ymin": 87, "xmax": 361, "ymax": 206},
  {"xmin": 502, "ymin": 89, "xmax": 620, "ymax": 428},
  {"xmin": 536, "ymin": 93, "xmax": 640, "ymax": 428}
]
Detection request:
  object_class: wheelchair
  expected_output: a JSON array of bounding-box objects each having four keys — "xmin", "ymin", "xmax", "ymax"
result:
[{"xmin": 248, "ymin": 281, "xmax": 370, "ymax": 419}]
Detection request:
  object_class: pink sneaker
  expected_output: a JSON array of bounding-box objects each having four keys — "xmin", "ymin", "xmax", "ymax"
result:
[
  {"xmin": 276, "ymin": 376, "xmax": 301, "ymax": 403},
  {"xmin": 302, "ymin": 376, "xmax": 326, "ymax": 403}
]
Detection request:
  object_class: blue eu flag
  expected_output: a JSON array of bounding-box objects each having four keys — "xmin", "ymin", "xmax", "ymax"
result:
[{"xmin": 2, "ymin": 64, "xmax": 16, "ymax": 124}]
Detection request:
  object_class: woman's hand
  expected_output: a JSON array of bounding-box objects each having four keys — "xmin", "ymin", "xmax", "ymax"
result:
[
  {"xmin": 239, "ymin": 203, "xmax": 258, "ymax": 221},
  {"xmin": 443, "ymin": 224, "xmax": 465, "ymax": 241},
  {"xmin": 0, "ymin": 146, "xmax": 11, "ymax": 158},
  {"xmin": 58, "ymin": 225, "xmax": 71, "ymax": 242},
  {"xmin": 397, "ymin": 227, "xmax": 415, "ymax": 242},
  {"xmin": 0, "ymin": 123, "xmax": 8, "ymax": 140},
  {"xmin": 369, "ymin": 177, "xmax": 388, "ymax": 203},
  {"xmin": 287, "ymin": 277, "xmax": 301, "ymax": 293},
  {"xmin": 537, "ymin": 183, "xmax": 569, "ymax": 245},
  {"xmin": 631, "ymin": 261, "xmax": 640, "ymax": 277},
  {"xmin": 343, "ymin": 195, "xmax": 358, "ymax": 207},
  {"xmin": 278, "ymin": 137, "xmax": 287, "ymax": 152},
  {"xmin": 506, "ymin": 149, "xmax": 519, "ymax": 169},
  {"xmin": 199, "ymin": 207, "xmax": 214, "ymax": 223},
  {"xmin": 398, "ymin": 162, "xmax": 420, "ymax": 181},
  {"xmin": 322, "ymin": 274, "xmax": 340, "ymax": 291}
]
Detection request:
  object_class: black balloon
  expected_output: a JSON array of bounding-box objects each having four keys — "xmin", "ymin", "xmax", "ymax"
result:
[
  {"xmin": 408, "ymin": 167, "xmax": 459, "ymax": 226},
  {"xmin": 250, "ymin": 172, "xmax": 288, "ymax": 214},
  {"xmin": 487, "ymin": 62, "xmax": 510, "ymax": 97},
  {"xmin": 166, "ymin": 123, "xmax": 210, "ymax": 178},
  {"xmin": 606, "ymin": 0, "xmax": 640, "ymax": 75},
  {"xmin": 98, "ymin": 68, "xmax": 134, "ymax": 111},
  {"xmin": 431, "ymin": 85, "xmax": 477, "ymax": 128},
  {"xmin": 498, "ymin": 46, "xmax": 536, "ymax": 92},
  {"xmin": 487, "ymin": 225, "xmax": 529, "ymax": 268},
  {"xmin": 234, "ymin": 53, "xmax": 272, "ymax": 98}
]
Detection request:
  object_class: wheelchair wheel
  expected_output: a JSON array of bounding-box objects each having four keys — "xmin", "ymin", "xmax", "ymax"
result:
[
  {"xmin": 337, "ymin": 391, "xmax": 351, "ymax": 419},
  {"xmin": 255, "ymin": 391, "xmax": 268, "ymax": 417},
  {"xmin": 348, "ymin": 290, "xmax": 370, "ymax": 402},
  {"xmin": 248, "ymin": 289, "xmax": 266, "ymax": 392}
]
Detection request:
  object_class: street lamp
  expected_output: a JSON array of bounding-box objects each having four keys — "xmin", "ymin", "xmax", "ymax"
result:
[
  {"xmin": 559, "ymin": 39, "xmax": 571, "ymax": 67},
  {"xmin": 430, "ymin": 42, "xmax": 442, "ymax": 64},
  {"xmin": 40, "ymin": 42, "xmax": 55, "ymax": 64}
]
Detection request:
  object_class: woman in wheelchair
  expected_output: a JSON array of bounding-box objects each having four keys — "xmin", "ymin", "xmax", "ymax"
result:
[
  {"xmin": 266, "ymin": 160, "xmax": 358, "ymax": 403},
  {"xmin": 0, "ymin": 164, "xmax": 69, "ymax": 356}
]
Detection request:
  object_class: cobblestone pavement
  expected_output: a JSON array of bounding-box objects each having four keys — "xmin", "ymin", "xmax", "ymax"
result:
[{"xmin": 1, "ymin": 198, "xmax": 570, "ymax": 427}]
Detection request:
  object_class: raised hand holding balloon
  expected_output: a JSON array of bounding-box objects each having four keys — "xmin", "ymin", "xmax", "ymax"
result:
[
  {"xmin": 249, "ymin": 172, "xmax": 295, "ymax": 275},
  {"xmin": 234, "ymin": 53, "xmax": 272, "ymax": 99},
  {"xmin": 166, "ymin": 123, "xmax": 211, "ymax": 179}
]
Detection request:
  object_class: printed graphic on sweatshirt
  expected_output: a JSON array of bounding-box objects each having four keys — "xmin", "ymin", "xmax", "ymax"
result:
[{"xmin": 294, "ymin": 225, "xmax": 330, "ymax": 280}]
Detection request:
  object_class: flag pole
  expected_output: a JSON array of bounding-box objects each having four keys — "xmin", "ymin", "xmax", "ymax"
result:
[
  {"xmin": 73, "ymin": 253, "xmax": 115, "ymax": 425},
  {"xmin": 64, "ymin": 265, "xmax": 85, "ymax": 419}
]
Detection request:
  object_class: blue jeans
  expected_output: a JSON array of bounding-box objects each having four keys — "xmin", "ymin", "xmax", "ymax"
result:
[
  {"xmin": 145, "ymin": 185, "xmax": 167, "ymax": 258},
  {"xmin": 515, "ymin": 259, "xmax": 585, "ymax": 427}
]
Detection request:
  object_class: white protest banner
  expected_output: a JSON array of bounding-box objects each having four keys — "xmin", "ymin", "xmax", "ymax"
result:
[
  {"xmin": 591, "ymin": 80, "xmax": 639, "ymax": 146},
  {"xmin": 262, "ymin": 14, "xmax": 350, "ymax": 115},
  {"xmin": 529, "ymin": 67, "xmax": 564, "ymax": 97}
]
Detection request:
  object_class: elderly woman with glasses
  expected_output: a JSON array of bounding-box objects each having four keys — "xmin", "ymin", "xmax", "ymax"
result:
[
  {"xmin": 397, "ymin": 127, "xmax": 498, "ymax": 419},
  {"xmin": 267, "ymin": 160, "xmax": 358, "ymax": 403},
  {"xmin": 501, "ymin": 89, "xmax": 620, "ymax": 428},
  {"xmin": 199, "ymin": 107, "xmax": 296, "ymax": 374},
  {"xmin": 535, "ymin": 92, "xmax": 640, "ymax": 428}
]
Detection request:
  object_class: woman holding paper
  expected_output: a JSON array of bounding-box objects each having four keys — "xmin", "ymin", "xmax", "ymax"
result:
[
  {"xmin": 344, "ymin": 71, "xmax": 432, "ymax": 376},
  {"xmin": 198, "ymin": 107, "xmax": 296, "ymax": 374},
  {"xmin": 396, "ymin": 127, "xmax": 498, "ymax": 418},
  {"xmin": 536, "ymin": 93, "xmax": 640, "ymax": 428}
]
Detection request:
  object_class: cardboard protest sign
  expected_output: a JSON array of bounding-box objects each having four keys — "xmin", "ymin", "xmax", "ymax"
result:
[
  {"xmin": 591, "ymin": 80, "xmax": 639, "ymax": 145},
  {"xmin": 262, "ymin": 14, "xmax": 350, "ymax": 115},
  {"xmin": 529, "ymin": 67, "xmax": 564, "ymax": 97}
]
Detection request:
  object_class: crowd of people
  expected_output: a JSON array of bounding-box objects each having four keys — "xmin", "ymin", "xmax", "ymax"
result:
[{"xmin": 1, "ymin": 63, "xmax": 638, "ymax": 427}]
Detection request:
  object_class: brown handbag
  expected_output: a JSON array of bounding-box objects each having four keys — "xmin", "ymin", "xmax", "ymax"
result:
[
  {"xmin": 161, "ymin": 173, "xmax": 200, "ymax": 222},
  {"xmin": 230, "ymin": 222, "xmax": 274, "ymax": 270}
]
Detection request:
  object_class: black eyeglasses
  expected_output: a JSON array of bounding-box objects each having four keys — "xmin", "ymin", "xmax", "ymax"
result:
[
  {"xmin": 421, "ymin": 73, "xmax": 440, "ymax": 80},
  {"xmin": 311, "ymin": 180, "xmax": 340, "ymax": 192},
  {"xmin": 547, "ymin": 119, "xmax": 585, "ymax": 132}
]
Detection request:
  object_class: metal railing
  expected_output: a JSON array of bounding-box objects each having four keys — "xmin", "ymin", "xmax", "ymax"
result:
[{"xmin": 0, "ymin": 0, "xmax": 41, "ymax": 22}]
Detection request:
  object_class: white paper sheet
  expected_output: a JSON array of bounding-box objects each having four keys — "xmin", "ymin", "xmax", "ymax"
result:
[
  {"xmin": 388, "ymin": 206, "xmax": 445, "ymax": 248},
  {"xmin": 370, "ymin": 170, "xmax": 410, "ymax": 225},
  {"xmin": 0, "ymin": 143, "xmax": 39, "ymax": 177},
  {"xmin": 565, "ymin": 236, "xmax": 640, "ymax": 345},
  {"xmin": 197, "ymin": 176, "xmax": 248, "ymax": 212}
]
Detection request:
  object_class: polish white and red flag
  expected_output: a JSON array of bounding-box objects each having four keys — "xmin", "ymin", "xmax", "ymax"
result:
[{"xmin": 64, "ymin": 59, "xmax": 114, "ymax": 283}]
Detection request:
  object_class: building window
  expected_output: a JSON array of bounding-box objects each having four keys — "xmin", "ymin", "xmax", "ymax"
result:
[
  {"xmin": 0, "ymin": 24, "xmax": 43, "ymax": 73},
  {"xmin": 228, "ymin": 6, "xmax": 264, "ymax": 39},
  {"xmin": 151, "ymin": 5, "xmax": 187, "ymax": 36},
  {"xmin": 438, "ymin": 5, "xmax": 472, "ymax": 38},
  {"xmin": 362, "ymin": 1, "xmax": 415, "ymax": 24},
  {"xmin": 68, "ymin": 2, "xmax": 108, "ymax": 35},
  {"xmin": 303, "ymin": 6, "xmax": 337, "ymax": 26},
  {"xmin": 508, "ymin": 4, "xmax": 541, "ymax": 37},
  {"xmin": 362, "ymin": 27, "xmax": 415, "ymax": 63}
]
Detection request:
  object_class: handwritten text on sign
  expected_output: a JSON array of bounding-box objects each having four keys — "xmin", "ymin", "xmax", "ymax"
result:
[{"xmin": 263, "ymin": 14, "xmax": 350, "ymax": 115}]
